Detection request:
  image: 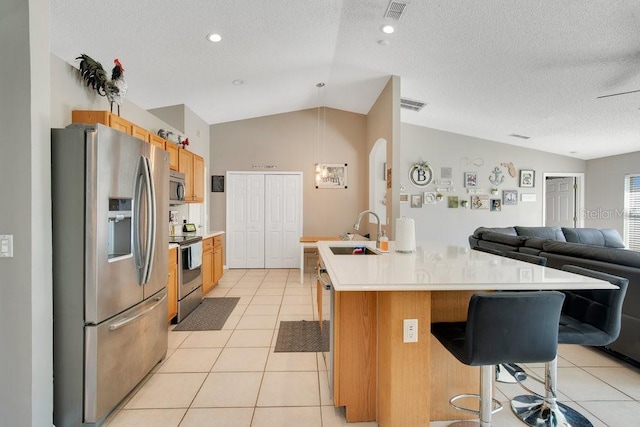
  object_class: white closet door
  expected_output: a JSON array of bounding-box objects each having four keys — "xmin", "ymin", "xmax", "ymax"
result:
[
  {"xmin": 265, "ymin": 175, "xmax": 284, "ymax": 268},
  {"xmin": 282, "ymin": 175, "xmax": 301, "ymax": 268},
  {"xmin": 246, "ymin": 175, "xmax": 265, "ymax": 268},
  {"xmin": 227, "ymin": 174, "xmax": 248, "ymax": 269},
  {"xmin": 265, "ymin": 174, "xmax": 302, "ymax": 269},
  {"xmin": 227, "ymin": 174, "xmax": 265, "ymax": 269}
]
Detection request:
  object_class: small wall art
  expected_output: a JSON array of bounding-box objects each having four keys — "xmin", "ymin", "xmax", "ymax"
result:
[
  {"xmin": 448, "ymin": 196, "xmax": 459, "ymax": 208},
  {"xmin": 470, "ymin": 195, "xmax": 490, "ymax": 210},
  {"xmin": 411, "ymin": 194, "xmax": 423, "ymax": 208},
  {"xmin": 441, "ymin": 167, "xmax": 453, "ymax": 179},
  {"xmin": 521, "ymin": 193, "xmax": 536, "ymax": 202},
  {"xmin": 519, "ymin": 169, "xmax": 535, "ymax": 188},
  {"xmin": 503, "ymin": 190, "xmax": 518, "ymax": 205},
  {"xmin": 464, "ymin": 172, "xmax": 478, "ymax": 188},
  {"xmin": 490, "ymin": 199, "xmax": 502, "ymax": 211},
  {"xmin": 424, "ymin": 192, "xmax": 437, "ymax": 204},
  {"xmin": 399, "ymin": 193, "xmax": 409, "ymax": 203},
  {"xmin": 316, "ymin": 163, "xmax": 348, "ymax": 189}
]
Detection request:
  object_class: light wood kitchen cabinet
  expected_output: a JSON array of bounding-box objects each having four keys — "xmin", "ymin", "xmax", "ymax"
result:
[
  {"xmin": 148, "ymin": 133, "xmax": 166, "ymax": 150},
  {"xmin": 131, "ymin": 124, "xmax": 150, "ymax": 143},
  {"xmin": 168, "ymin": 247, "xmax": 178, "ymax": 322},
  {"xmin": 72, "ymin": 110, "xmax": 133, "ymax": 135},
  {"xmin": 165, "ymin": 141, "xmax": 179, "ymax": 171},
  {"xmin": 192, "ymin": 154, "xmax": 205, "ymax": 203},
  {"xmin": 178, "ymin": 149, "xmax": 194, "ymax": 201},
  {"xmin": 202, "ymin": 235, "xmax": 224, "ymax": 296},
  {"xmin": 178, "ymin": 149, "xmax": 204, "ymax": 203},
  {"xmin": 202, "ymin": 237, "xmax": 214, "ymax": 295},
  {"xmin": 212, "ymin": 235, "xmax": 224, "ymax": 285}
]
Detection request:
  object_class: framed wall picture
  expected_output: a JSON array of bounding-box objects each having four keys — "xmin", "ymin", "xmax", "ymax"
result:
[
  {"xmin": 448, "ymin": 196, "xmax": 459, "ymax": 208},
  {"xmin": 464, "ymin": 172, "xmax": 478, "ymax": 188},
  {"xmin": 410, "ymin": 194, "xmax": 423, "ymax": 208},
  {"xmin": 519, "ymin": 169, "xmax": 535, "ymax": 188},
  {"xmin": 316, "ymin": 163, "xmax": 348, "ymax": 189},
  {"xmin": 211, "ymin": 175, "xmax": 225, "ymax": 192},
  {"xmin": 490, "ymin": 198, "xmax": 502, "ymax": 211},
  {"xmin": 470, "ymin": 195, "xmax": 489, "ymax": 210},
  {"xmin": 502, "ymin": 190, "xmax": 517, "ymax": 205}
]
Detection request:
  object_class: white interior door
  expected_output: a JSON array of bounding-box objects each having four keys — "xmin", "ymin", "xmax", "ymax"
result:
[
  {"xmin": 227, "ymin": 174, "xmax": 265, "ymax": 268},
  {"xmin": 545, "ymin": 177, "xmax": 576, "ymax": 228},
  {"xmin": 265, "ymin": 175, "xmax": 284, "ymax": 268},
  {"xmin": 281, "ymin": 174, "xmax": 302, "ymax": 268},
  {"xmin": 246, "ymin": 175, "xmax": 265, "ymax": 268},
  {"xmin": 227, "ymin": 172, "xmax": 301, "ymax": 269},
  {"xmin": 265, "ymin": 174, "xmax": 302, "ymax": 269}
]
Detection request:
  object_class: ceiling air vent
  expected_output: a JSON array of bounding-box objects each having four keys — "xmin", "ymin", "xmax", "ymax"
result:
[
  {"xmin": 509, "ymin": 134, "xmax": 531, "ymax": 140},
  {"xmin": 400, "ymin": 98, "xmax": 426, "ymax": 112},
  {"xmin": 384, "ymin": 1, "xmax": 409, "ymax": 20}
]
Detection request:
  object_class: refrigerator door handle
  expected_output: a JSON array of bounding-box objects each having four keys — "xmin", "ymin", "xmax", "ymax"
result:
[
  {"xmin": 133, "ymin": 160, "xmax": 145, "ymax": 276},
  {"xmin": 107, "ymin": 293, "xmax": 167, "ymax": 331},
  {"xmin": 141, "ymin": 156, "xmax": 156, "ymax": 285}
]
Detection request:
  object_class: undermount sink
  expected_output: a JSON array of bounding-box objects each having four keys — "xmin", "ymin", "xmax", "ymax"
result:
[{"xmin": 330, "ymin": 246, "xmax": 379, "ymax": 255}]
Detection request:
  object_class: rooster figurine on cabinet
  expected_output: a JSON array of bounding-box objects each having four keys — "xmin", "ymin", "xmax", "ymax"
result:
[{"xmin": 77, "ymin": 54, "xmax": 128, "ymax": 116}]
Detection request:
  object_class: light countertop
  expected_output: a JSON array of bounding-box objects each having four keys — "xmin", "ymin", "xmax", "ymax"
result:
[{"xmin": 317, "ymin": 240, "xmax": 616, "ymax": 292}]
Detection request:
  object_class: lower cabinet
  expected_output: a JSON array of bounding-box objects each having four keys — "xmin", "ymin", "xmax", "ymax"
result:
[
  {"xmin": 202, "ymin": 237, "xmax": 214, "ymax": 295},
  {"xmin": 203, "ymin": 235, "xmax": 224, "ymax": 296},
  {"xmin": 168, "ymin": 247, "xmax": 178, "ymax": 322}
]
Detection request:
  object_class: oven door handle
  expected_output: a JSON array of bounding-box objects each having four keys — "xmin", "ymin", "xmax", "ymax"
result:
[{"xmin": 316, "ymin": 267, "xmax": 332, "ymax": 291}]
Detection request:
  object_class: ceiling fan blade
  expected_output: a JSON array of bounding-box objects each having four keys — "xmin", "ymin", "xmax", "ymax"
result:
[{"xmin": 597, "ymin": 89, "xmax": 640, "ymax": 99}]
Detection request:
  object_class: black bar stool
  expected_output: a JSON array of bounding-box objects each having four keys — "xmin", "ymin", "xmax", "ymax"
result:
[
  {"xmin": 496, "ymin": 251, "xmax": 546, "ymax": 384},
  {"xmin": 432, "ymin": 291, "xmax": 565, "ymax": 427},
  {"xmin": 511, "ymin": 265, "xmax": 628, "ymax": 427}
]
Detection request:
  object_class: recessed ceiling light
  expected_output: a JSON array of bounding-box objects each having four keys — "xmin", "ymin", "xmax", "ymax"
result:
[
  {"xmin": 206, "ymin": 33, "xmax": 222, "ymax": 42},
  {"xmin": 381, "ymin": 25, "xmax": 395, "ymax": 34},
  {"xmin": 232, "ymin": 79, "xmax": 244, "ymax": 86}
]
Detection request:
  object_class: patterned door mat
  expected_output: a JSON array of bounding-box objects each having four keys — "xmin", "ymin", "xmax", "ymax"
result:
[
  {"xmin": 172, "ymin": 297, "xmax": 240, "ymax": 331},
  {"xmin": 274, "ymin": 320, "xmax": 330, "ymax": 352}
]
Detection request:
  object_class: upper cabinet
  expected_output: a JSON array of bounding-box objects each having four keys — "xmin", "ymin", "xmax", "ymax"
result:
[
  {"xmin": 192, "ymin": 154, "xmax": 204, "ymax": 203},
  {"xmin": 72, "ymin": 110, "xmax": 203, "ymax": 202},
  {"xmin": 178, "ymin": 149, "xmax": 204, "ymax": 203}
]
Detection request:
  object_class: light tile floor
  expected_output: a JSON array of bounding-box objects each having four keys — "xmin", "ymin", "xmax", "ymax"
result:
[{"xmin": 105, "ymin": 269, "xmax": 640, "ymax": 426}]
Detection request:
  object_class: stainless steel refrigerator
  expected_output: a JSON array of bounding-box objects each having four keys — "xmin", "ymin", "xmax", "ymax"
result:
[{"xmin": 51, "ymin": 124, "xmax": 169, "ymax": 426}]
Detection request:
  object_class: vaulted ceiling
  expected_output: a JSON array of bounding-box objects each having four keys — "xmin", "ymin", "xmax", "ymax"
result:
[{"xmin": 50, "ymin": 0, "xmax": 640, "ymax": 159}]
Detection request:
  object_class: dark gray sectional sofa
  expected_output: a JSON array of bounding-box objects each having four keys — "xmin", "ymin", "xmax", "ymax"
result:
[{"xmin": 469, "ymin": 226, "xmax": 640, "ymax": 366}]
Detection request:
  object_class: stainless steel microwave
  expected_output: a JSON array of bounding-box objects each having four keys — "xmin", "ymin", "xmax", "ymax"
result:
[{"xmin": 169, "ymin": 170, "xmax": 185, "ymax": 205}]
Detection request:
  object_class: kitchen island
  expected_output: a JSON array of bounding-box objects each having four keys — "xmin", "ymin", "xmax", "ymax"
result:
[{"xmin": 316, "ymin": 240, "xmax": 616, "ymax": 426}]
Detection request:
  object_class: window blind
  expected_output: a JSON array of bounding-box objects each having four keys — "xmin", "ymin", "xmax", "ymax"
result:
[{"xmin": 624, "ymin": 174, "xmax": 640, "ymax": 251}]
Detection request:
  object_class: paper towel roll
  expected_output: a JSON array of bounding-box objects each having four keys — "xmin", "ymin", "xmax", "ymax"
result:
[{"xmin": 395, "ymin": 217, "xmax": 416, "ymax": 253}]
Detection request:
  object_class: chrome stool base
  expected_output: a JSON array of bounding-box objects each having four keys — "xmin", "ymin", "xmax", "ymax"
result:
[{"xmin": 511, "ymin": 394, "xmax": 593, "ymax": 427}]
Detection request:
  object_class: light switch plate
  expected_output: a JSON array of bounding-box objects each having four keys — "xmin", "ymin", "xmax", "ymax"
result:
[{"xmin": 0, "ymin": 235, "xmax": 13, "ymax": 258}]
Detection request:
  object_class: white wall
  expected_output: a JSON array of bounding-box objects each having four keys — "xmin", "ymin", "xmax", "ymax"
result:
[
  {"xmin": 584, "ymin": 151, "xmax": 640, "ymax": 234},
  {"xmin": 399, "ymin": 123, "xmax": 586, "ymax": 246},
  {"xmin": 0, "ymin": 0, "xmax": 52, "ymax": 425}
]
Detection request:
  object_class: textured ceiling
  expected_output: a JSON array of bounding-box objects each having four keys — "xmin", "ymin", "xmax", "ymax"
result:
[{"xmin": 50, "ymin": 0, "xmax": 640, "ymax": 160}]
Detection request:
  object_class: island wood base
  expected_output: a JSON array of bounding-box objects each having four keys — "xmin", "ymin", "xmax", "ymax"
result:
[{"xmin": 331, "ymin": 290, "xmax": 480, "ymax": 426}]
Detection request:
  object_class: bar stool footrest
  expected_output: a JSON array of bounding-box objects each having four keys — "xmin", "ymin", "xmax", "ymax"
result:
[{"xmin": 450, "ymin": 393, "xmax": 503, "ymax": 416}]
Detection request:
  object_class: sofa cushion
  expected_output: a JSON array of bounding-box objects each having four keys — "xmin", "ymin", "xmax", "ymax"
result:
[
  {"xmin": 515, "ymin": 226, "xmax": 566, "ymax": 241},
  {"xmin": 601, "ymin": 229, "xmax": 626, "ymax": 248},
  {"xmin": 472, "ymin": 226, "xmax": 517, "ymax": 238},
  {"xmin": 481, "ymin": 232, "xmax": 526, "ymax": 247},
  {"xmin": 542, "ymin": 241, "xmax": 640, "ymax": 269},
  {"xmin": 524, "ymin": 237, "xmax": 548, "ymax": 250},
  {"xmin": 561, "ymin": 228, "xmax": 625, "ymax": 248}
]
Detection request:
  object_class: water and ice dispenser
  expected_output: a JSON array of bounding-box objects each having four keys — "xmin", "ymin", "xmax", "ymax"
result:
[{"xmin": 107, "ymin": 198, "xmax": 132, "ymax": 260}]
